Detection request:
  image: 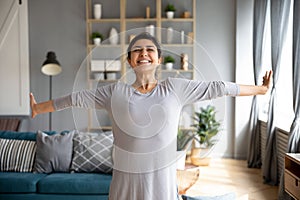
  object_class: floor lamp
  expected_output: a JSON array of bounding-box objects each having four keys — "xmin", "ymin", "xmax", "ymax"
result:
[{"xmin": 41, "ymin": 51, "xmax": 62, "ymax": 131}]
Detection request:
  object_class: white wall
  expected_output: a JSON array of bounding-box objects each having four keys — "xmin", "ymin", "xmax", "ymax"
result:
[
  {"xmin": 235, "ymin": 0, "xmax": 254, "ymax": 159},
  {"xmin": 195, "ymin": 0, "xmax": 237, "ymax": 158},
  {"xmin": 19, "ymin": 0, "xmax": 254, "ymax": 159},
  {"xmin": 20, "ymin": 0, "xmax": 87, "ymax": 132}
]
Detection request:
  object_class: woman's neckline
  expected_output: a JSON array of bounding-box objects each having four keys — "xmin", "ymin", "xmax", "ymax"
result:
[{"xmin": 130, "ymin": 80, "xmax": 159, "ymax": 95}]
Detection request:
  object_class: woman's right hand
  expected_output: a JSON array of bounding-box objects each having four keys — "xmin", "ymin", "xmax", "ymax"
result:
[{"xmin": 30, "ymin": 93, "xmax": 37, "ymax": 118}]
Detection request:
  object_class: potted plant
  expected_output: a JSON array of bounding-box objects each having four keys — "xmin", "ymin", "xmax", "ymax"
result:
[
  {"xmin": 164, "ymin": 55, "xmax": 175, "ymax": 70},
  {"xmin": 190, "ymin": 105, "xmax": 221, "ymax": 166},
  {"xmin": 91, "ymin": 32, "xmax": 104, "ymax": 45},
  {"xmin": 165, "ymin": 3, "xmax": 176, "ymax": 19},
  {"xmin": 177, "ymin": 129, "xmax": 194, "ymax": 170}
]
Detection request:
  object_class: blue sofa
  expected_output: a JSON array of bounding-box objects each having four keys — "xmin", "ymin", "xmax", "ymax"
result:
[{"xmin": 0, "ymin": 131, "xmax": 112, "ymax": 200}]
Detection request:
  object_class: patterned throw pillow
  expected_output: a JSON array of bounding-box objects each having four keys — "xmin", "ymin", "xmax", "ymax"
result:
[
  {"xmin": 71, "ymin": 131, "xmax": 113, "ymax": 173},
  {"xmin": 0, "ymin": 139, "xmax": 36, "ymax": 172}
]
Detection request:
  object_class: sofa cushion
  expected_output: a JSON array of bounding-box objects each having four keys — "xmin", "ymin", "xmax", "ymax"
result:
[
  {"xmin": 37, "ymin": 173, "xmax": 112, "ymax": 194},
  {"xmin": 0, "ymin": 139, "xmax": 36, "ymax": 172},
  {"xmin": 71, "ymin": 131, "xmax": 113, "ymax": 173},
  {"xmin": 0, "ymin": 131, "xmax": 37, "ymax": 141},
  {"xmin": 34, "ymin": 130, "xmax": 74, "ymax": 173},
  {"xmin": 0, "ymin": 194, "xmax": 109, "ymax": 200},
  {"xmin": 0, "ymin": 130, "xmax": 57, "ymax": 141},
  {"xmin": 0, "ymin": 172, "xmax": 47, "ymax": 193}
]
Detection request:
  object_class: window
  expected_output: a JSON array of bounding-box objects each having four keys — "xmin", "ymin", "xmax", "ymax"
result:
[{"xmin": 259, "ymin": 1, "xmax": 294, "ymax": 131}]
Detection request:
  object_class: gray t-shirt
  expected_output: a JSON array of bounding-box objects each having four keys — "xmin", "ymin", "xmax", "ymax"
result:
[{"xmin": 54, "ymin": 77, "xmax": 239, "ymax": 200}]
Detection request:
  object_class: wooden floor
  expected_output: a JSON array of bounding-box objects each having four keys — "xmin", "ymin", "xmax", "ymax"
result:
[{"xmin": 184, "ymin": 158, "xmax": 279, "ymax": 200}]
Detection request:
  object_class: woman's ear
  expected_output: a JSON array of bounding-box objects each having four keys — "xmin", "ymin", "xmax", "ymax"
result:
[
  {"xmin": 158, "ymin": 57, "xmax": 162, "ymax": 64},
  {"xmin": 127, "ymin": 58, "xmax": 131, "ymax": 65}
]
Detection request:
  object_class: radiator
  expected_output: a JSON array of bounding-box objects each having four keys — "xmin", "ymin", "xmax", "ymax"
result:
[
  {"xmin": 276, "ymin": 128, "xmax": 289, "ymax": 182},
  {"xmin": 259, "ymin": 120, "xmax": 289, "ymax": 182}
]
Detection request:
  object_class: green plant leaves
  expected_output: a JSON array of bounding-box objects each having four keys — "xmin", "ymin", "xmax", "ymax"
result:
[{"xmin": 192, "ymin": 105, "xmax": 221, "ymax": 148}]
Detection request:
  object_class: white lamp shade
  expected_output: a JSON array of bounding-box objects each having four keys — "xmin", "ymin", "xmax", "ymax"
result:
[{"xmin": 41, "ymin": 63, "xmax": 62, "ymax": 76}]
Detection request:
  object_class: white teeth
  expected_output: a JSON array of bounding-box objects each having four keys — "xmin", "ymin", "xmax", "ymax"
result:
[{"xmin": 138, "ymin": 60, "xmax": 151, "ymax": 63}]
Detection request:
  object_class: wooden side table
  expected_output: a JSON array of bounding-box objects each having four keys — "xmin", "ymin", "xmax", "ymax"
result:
[
  {"xmin": 285, "ymin": 153, "xmax": 300, "ymax": 199},
  {"xmin": 176, "ymin": 163, "xmax": 200, "ymax": 195}
]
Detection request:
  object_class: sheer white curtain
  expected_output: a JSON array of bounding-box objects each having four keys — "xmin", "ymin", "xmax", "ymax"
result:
[
  {"xmin": 278, "ymin": 0, "xmax": 299, "ymax": 198},
  {"xmin": 262, "ymin": 0, "xmax": 291, "ymax": 185},
  {"xmin": 288, "ymin": 0, "xmax": 300, "ymax": 154}
]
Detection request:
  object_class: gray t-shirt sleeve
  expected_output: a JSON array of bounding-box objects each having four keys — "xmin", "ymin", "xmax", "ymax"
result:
[
  {"xmin": 53, "ymin": 84, "xmax": 114, "ymax": 111},
  {"xmin": 166, "ymin": 77, "xmax": 240, "ymax": 105}
]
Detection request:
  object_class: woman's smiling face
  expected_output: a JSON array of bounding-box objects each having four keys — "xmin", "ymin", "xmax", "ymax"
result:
[{"xmin": 127, "ymin": 39, "xmax": 162, "ymax": 70}]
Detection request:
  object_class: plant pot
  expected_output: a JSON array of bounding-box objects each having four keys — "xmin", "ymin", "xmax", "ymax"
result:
[
  {"xmin": 166, "ymin": 11, "xmax": 174, "ymax": 19},
  {"xmin": 191, "ymin": 156, "xmax": 211, "ymax": 166},
  {"xmin": 190, "ymin": 147, "xmax": 211, "ymax": 166},
  {"xmin": 93, "ymin": 38, "xmax": 101, "ymax": 45},
  {"xmin": 165, "ymin": 62, "xmax": 173, "ymax": 70}
]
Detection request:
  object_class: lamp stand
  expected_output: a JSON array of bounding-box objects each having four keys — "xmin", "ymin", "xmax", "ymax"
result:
[
  {"xmin": 49, "ymin": 75, "xmax": 52, "ymax": 131},
  {"xmin": 41, "ymin": 51, "xmax": 62, "ymax": 131}
]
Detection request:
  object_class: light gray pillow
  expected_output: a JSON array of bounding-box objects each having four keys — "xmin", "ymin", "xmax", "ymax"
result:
[{"xmin": 34, "ymin": 130, "xmax": 74, "ymax": 173}]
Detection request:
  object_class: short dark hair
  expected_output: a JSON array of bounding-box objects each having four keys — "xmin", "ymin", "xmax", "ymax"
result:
[{"xmin": 127, "ymin": 32, "xmax": 162, "ymax": 59}]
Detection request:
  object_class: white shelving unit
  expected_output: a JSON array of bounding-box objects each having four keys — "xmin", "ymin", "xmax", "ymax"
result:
[{"xmin": 85, "ymin": 0, "xmax": 196, "ymax": 131}]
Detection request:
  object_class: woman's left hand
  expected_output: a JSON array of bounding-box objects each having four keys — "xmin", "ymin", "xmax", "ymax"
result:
[
  {"xmin": 238, "ymin": 70, "xmax": 272, "ymax": 96},
  {"xmin": 262, "ymin": 70, "xmax": 272, "ymax": 90}
]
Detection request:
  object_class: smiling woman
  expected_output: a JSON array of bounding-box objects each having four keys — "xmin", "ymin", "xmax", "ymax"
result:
[
  {"xmin": 126, "ymin": 33, "xmax": 163, "ymax": 94},
  {"xmin": 30, "ymin": 32, "xmax": 272, "ymax": 200}
]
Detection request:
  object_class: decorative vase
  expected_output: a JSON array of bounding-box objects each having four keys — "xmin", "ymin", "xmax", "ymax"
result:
[
  {"xmin": 181, "ymin": 30, "xmax": 185, "ymax": 44},
  {"xmin": 109, "ymin": 27, "xmax": 119, "ymax": 45},
  {"xmin": 145, "ymin": 25, "xmax": 155, "ymax": 37},
  {"xmin": 166, "ymin": 11, "xmax": 174, "ymax": 19},
  {"xmin": 93, "ymin": 38, "xmax": 101, "ymax": 45},
  {"xmin": 165, "ymin": 62, "xmax": 173, "ymax": 70},
  {"xmin": 93, "ymin": 4, "xmax": 102, "ymax": 19},
  {"xmin": 167, "ymin": 27, "xmax": 173, "ymax": 44}
]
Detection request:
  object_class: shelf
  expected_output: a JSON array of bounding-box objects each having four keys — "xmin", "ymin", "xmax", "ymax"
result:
[
  {"xmin": 125, "ymin": 18, "xmax": 157, "ymax": 22},
  {"xmin": 88, "ymin": 44, "xmax": 121, "ymax": 48},
  {"xmin": 86, "ymin": 0, "xmax": 196, "ymax": 132},
  {"xmin": 89, "ymin": 79, "xmax": 118, "ymax": 83},
  {"xmin": 89, "ymin": 78, "xmax": 118, "ymax": 83},
  {"xmin": 87, "ymin": 18, "xmax": 120, "ymax": 23},
  {"xmin": 162, "ymin": 44, "xmax": 194, "ymax": 47},
  {"xmin": 89, "ymin": 126, "xmax": 113, "ymax": 131},
  {"xmin": 91, "ymin": 70, "xmax": 121, "ymax": 73},
  {"xmin": 161, "ymin": 18, "xmax": 194, "ymax": 22}
]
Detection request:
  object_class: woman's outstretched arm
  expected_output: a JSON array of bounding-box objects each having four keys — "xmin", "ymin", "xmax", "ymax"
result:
[
  {"xmin": 30, "ymin": 93, "xmax": 55, "ymax": 118},
  {"xmin": 238, "ymin": 70, "xmax": 272, "ymax": 96}
]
